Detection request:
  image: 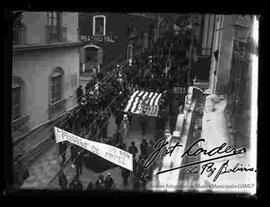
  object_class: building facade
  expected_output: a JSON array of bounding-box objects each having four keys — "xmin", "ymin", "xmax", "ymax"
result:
[
  {"xmin": 12, "ymin": 12, "xmax": 82, "ymax": 159},
  {"xmin": 207, "ymin": 15, "xmax": 257, "ymax": 148},
  {"xmin": 78, "ymin": 12, "xmax": 159, "ymax": 88},
  {"xmin": 191, "ymin": 14, "xmax": 216, "ymax": 83}
]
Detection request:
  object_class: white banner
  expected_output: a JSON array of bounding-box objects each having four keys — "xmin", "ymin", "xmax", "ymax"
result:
[{"xmin": 54, "ymin": 127, "xmax": 133, "ymax": 171}]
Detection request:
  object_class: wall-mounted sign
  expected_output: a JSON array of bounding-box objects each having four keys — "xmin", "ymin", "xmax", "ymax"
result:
[
  {"xmin": 173, "ymin": 87, "xmax": 186, "ymax": 94},
  {"xmin": 80, "ymin": 34, "xmax": 117, "ymax": 44}
]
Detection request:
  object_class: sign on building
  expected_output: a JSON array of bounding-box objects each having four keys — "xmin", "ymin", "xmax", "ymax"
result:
[{"xmin": 173, "ymin": 87, "xmax": 186, "ymax": 94}]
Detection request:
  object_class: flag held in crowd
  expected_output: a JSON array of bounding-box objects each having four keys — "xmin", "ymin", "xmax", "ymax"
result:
[
  {"xmin": 124, "ymin": 90, "xmax": 162, "ymax": 117},
  {"xmin": 54, "ymin": 127, "xmax": 133, "ymax": 171}
]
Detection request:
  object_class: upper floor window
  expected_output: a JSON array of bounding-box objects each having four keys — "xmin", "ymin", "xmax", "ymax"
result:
[
  {"xmin": 13, "ymin": 12, "xmax": 26, "ymax": 45},
  {"xmin": 48, "ymin": 12, "xmax": 62, "ymax": 27},
  {"xmin": 93, "ymin": 15, "xmax": 106, "ymax": 36},
  {"xmin": 85, "ymin": 46, "xmax": 98, "ymax": 63},
  {"xmin": 12, "ymin": 85, "xmax": 21, "ymax": 121},
  {"xmin": 47, "ymin": 12, "xmax": 62, "ymax": 42},
  {"xmin": 50, "ymin": 67, "xmax": 64, "ymax": 104},
  {"xmin": 12, "ymin": 76, "xmax": 24, "ymax": 121}
]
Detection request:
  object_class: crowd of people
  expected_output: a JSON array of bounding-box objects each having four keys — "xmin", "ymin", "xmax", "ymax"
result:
[
  {"xmin": 53, "ymin": 28, "xmax": 193, "ymax": 191},
  {"xmin": 57, "ymin": 137, "xmax": 155, "ymax": 191}
]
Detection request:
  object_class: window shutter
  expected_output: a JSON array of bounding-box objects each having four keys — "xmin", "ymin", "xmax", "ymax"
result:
[{"xmin": 97, "ymin": 48, "xmax": 103, "ymax": 64}]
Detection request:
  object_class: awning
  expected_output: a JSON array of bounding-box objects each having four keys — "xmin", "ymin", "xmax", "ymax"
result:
[{"xmin": 124, "ymin": 90, "xmax": 163, "ymax": 117}]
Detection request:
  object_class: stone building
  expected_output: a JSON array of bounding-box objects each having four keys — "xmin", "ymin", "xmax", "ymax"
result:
[{"xmin": 12, "ymin": 12, "xmax": 82, "ymax": 161}]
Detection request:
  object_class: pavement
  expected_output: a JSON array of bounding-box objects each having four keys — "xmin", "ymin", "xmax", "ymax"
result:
[{"xmin": 197, "ymin": 94, "xmax": 257, "ymax": 194}]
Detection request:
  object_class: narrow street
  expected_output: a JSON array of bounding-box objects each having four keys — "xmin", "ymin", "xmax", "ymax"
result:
[{"xmin": 9, "ymin": 13, "xmax": 258, "ymax": 196}]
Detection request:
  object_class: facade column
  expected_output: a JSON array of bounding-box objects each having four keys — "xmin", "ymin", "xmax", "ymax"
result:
[{"xmin": 209, "ymin": 15, "xmax": 236, "ymax": 95}]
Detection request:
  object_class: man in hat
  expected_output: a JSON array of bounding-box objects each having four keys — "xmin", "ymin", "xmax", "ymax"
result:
[
  {"xmin": 128, "ymin": 141, "xmax": 138, "ymax": 160},
  {"xmin": 58, "ymin": 170, "xmax": 68, "ymax": 190},
  {"xmin": 164, "ymin": 129, "xmax": 172, "ymax": 143},
  {"xmin": 139, "ymin": 110, "xmax": 148, "ymax": 135},
  {"xmin": 75, "ymin": 150, "xmax": 84, "ymax": 176},
  {"xmin": 104, "ymin": 172, "xmax": 115, "ymax": 190},
  {"xmin": 58, "ymin": 141, "xmax": 67, "ymax": 166},
  {"xmin": 140, "ymin": 139, "xmax": 149, "ymax": 159},
  {"xmin": 121, "ymin": 167, "xmax": 130, "ymax": 187},
  {"xmin": 121, "ymin": 114, "xmax": 130, "ymax": 140},
  {"xmin": 69, "ymin": 175, "xmax": 83, "ymax": 191},
  {"xmin": 95, "ymin": 174, "xmax": 106, "ymax": 190}
]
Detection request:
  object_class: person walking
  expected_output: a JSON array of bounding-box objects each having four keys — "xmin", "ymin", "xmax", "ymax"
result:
[
  {"xmin": 121, "ymin": 114, "xmax": 129, "ymax": 140},
  {"xmin": 139, "ymin": 111, "xmax": 148, "ymax": 135},
  {"xmin": 133, "ymin": 175, "xmax": 140, "ymax": 191},
  {"xmin": 70, "ymin": 144, "xmax": 78, "ymax": 168},
  {"xmin": 76, "ymin": 85, "xmax": 84, "ymax": 105},
  {"xmin": 58, "ymin": 170, "xmax": 68, "ymax": 190},
  {"xmin": 58, "ymin": 141, "xmax": 67, "ymax": 166},
  {"xmin": 69, "ymin": 175, "xmax": 83, "ymax": 191},
  {"xmin": 121, "ymin": 167, "xmax": 130, "ymax": 187},
  {"xmin": 104, "ymin": 172, "xmax": 115, "ymax": 190},
  {"xmin": 128, "ymin": 141, "xmax": 138, "ymax": 160},
  {"xmin": 95, "ymin": 175, "xmax": 106, "ymax": 190},
  {"xmin": 75, "ymin": 150, "xmax": 84, "ymax": 176},
  {"xmin": 140, "ymin": 139, "xmax": 149, "ymax": 159},
  {"xmin": 139, "ymin": 171, "xmax": 149, "ymax": 191},
  {"xmin": 86, "ymin": 182, "xmax": 94, "ymax": 191}
]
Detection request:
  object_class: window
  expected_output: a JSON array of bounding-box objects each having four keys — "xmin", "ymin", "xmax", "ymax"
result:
[
  {"xmin": 50, "ymin": 68, "xmax": 63, "ymax": 104},
  {"xmin": 93, "ymin": 15, "xmax": 106, "ymax": 36},
  {"xmin": 12, "ymin": 76, "xmax": 25, "ymax": 121},
  {"xmin": 12, "ymin": 85, "xmax": 21, "ymax": 120},
  {"xmin": 85, "ymin": 47, "xmax": 98, "ymax": 63},
  {"xmin": 47, "ymin": 12, "xmax": 62, "ymax": 41},
  {"xmin": 84, "ymin": 46, "xmax": 99, "ymax": 73},
  {"xmin": 48, "ymin": 12, "xmax": 58, "ymax": 27}
]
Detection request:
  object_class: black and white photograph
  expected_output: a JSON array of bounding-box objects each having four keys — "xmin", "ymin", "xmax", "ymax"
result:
[{"xmin": 6, "ymin": 11, "xmax": 259, "ymax": 196}]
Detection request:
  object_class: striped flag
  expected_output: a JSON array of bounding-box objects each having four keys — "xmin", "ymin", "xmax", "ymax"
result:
[{"xmin": 124, "ymin": 90, "xmax": 163, "ymax": 117}]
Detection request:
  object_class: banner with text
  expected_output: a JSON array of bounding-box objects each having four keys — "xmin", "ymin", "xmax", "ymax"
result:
[{"xmin": 54, "ymin": 127, "xmax": 133, "ymax": 171}]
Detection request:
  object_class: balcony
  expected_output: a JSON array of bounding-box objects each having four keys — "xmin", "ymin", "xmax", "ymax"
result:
[
  {"xmin": 12, "ymin": 114, "xmax": 30, "ymax": 143},
  {"xmin": 13, "ymin": 25, "xmax": 27, "ymax": 45},
  {"xmin": 46, "ymin": 25, "xmax": 67, "ymax": 43},
  {"xmin": 48, "ymin": 99, "xmax": 67, "ymax": 120}
]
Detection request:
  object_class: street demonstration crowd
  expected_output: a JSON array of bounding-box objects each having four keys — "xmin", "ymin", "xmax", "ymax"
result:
[
  {"xmin": 9, "ymin": 29, "xmax": 191, "ymax": 191},
  {"xmin": 54, "ymin": 34, "xmax": 193, "ymax": 191},
  {"xmin": 13, "ymin": 33, "xmax": 192, "ymax": 190},
  {"xmin": 54, "ymin": 43, "xmax": 170, "ymax": 191}
]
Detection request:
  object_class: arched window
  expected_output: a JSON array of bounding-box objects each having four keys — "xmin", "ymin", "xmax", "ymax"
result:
[
  {"xmin": 83, "ymin": 45, "xmax": 101, "ymax": 73},
  {"xmin": 93, "ymin": 15, "xmax": 106, "ymax": 36},
  {"xmin": 50, "ymin": 67, "xmax": 64, "ymax": 104},
  {"xmin": 12, "ymin": 76, "xmax": 25, "ymax": 121}
]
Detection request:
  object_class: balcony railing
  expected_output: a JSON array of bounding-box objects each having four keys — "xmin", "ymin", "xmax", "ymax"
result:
[
  {"xmin": 12, "ymin": 114, "xmax": 30, "ymax": 133},
  {"xmin": 48, "ymin": 99, "xmax": 67, "ymax": 120},
  {"xmin": 13, "ymin": 25, "xmax": 27, "ymax": 45},
  {"xmin": 46, "ymin": 25, "xmax": 67, "ymax": 43},
  {"xmin": 12, "ymin": 114, "xmax": 30, "ymax": 143}
]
